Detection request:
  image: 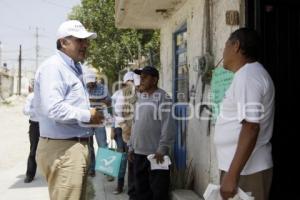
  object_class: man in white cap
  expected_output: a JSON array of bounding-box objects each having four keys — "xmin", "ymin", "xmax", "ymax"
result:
[
  {"xmin": 34, "ymin": 20, "xmax": 101, "ymax": 200},
  {"xmin": 133, "ymin": 72, "xmax": 141, "ymax": 92},
  {"xmin": 23, "ymin": 82, "xmax": 39, "ymax": 183},
  {"xmin": 111, "ymin": 71, "xmax": 138, "ymax": 197},
  {"xmin": 84, "ymin": 69, "xmax": 112, "ymax": 178},
  {"xmin": 128, "ymin": 66, "xmax": 175, "ymax": 200}
]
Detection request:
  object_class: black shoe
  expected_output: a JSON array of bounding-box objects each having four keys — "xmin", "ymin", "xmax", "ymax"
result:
[
  {"xmin": 128, "ymin": 195, "xmax": 136, "ymax": 200},
  {"xmin": 89, "ymin": 170, "xmax": 96, "ymax": 177},
  {"xmin": 24, "ymin": 176, "xmax": 34, "ymax": 183},
  {"xmin": 113, "ymin": 186, "xmax": 123, "ymax": 195}
]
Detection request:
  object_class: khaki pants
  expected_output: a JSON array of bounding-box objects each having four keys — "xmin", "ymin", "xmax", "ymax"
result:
[
  {"xmin": 221, "ymin": 168, "xmax": 273, "ymax": 200},
  {"xmin": 36, "ymin": 138, "xmax": 89, "ymax": 200}
]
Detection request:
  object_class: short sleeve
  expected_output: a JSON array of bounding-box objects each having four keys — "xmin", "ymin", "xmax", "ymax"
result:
[{"xmin": 234, "ymin": 71, "xmax": 265, "ymax": 123}]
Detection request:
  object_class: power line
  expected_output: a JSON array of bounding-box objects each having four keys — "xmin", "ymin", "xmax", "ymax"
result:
[
  {"xmin": 5, "ymin": 57, "xmax": 26, "ymax": 60},
  {"xmin": 39, "ymin": 46, "xmax": 55, "ymax": 51},
  {"xmin": 4, "ymin": 55, "xmax": 51, "ymax": 61},
  {"xmin": 2, "ymin": 47, "xmax": 36, "ymax": 53},
  {"xmin": 0, "ymin": 22, "xmax": 53, "ymax": 40},
  {"xmin": 39, "ymin": 33, "xmax": 53, "ymax": 39},
  {"xmin": 41, "ymin": 0, "xmax": 74, "ymax": 9},
  {"xmin": 0, "ymin": 23, "xmax": 32, "ymax": 34},
  {"xmin": 1, "ymin": 0, "xmax": 25, "ymax": 19}
]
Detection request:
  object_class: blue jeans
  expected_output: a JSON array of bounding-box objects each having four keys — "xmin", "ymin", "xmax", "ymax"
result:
[
  {"xmin": 114, "ymin": 127, "xmax": 127, "ymax": 188},
  {"xmin": 114, "ymin": 128, "xmax": 126, "ymax": 151},
  {"xmin": 89, "ymin": 127, "xmax": 107, "ymax": 172},
  {"xmin": 114, "ymin": 129, "xmax": 136, "ymax": 197}
]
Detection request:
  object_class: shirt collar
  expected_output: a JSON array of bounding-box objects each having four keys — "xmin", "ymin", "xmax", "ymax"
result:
[{"xmin": 57, "ymin": 50, "xmax": 80, "ymax": 73}]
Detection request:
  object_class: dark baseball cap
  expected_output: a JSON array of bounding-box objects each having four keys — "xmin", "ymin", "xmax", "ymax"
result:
[{"xmin": 133, "ymin": 66, "xmax": 159, "ymax": 78}]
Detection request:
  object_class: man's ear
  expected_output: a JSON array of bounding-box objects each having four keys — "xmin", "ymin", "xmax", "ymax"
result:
[
  {"xmin": 153, "ymin": 77, "xmax": 159, "ymax": 85},
  {"xmin": 233, "ymin": 40, "xmax": 241, "ymax": 53},
  {"xmin": 61, "ymin": 38, "xmax": 69, "ymax": 48}
]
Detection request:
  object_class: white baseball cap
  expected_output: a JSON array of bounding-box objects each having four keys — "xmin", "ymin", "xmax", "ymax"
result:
[
  {"xmin": 84, "ymin": 68, "xmax": 97, "ymax": 83},
  {"xmin": 123, "ymin": 71, "xmax": 134, "ymax": 83},
  {"xmin": 56, "ymin": 20, "xmax": 97, "ymax": 40}
]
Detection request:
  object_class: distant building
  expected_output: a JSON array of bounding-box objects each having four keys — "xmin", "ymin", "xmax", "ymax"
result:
[{"xmin": 0, "ymin": 67, "xmax": 14, "ymax": 99}]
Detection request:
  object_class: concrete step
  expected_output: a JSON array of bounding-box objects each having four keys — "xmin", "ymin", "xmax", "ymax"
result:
[{"xmin": 171, "ymin": 189, "xmax": 203, "ymax": 200}]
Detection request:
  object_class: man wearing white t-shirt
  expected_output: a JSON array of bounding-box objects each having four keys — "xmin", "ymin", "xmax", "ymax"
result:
[{"xmin": 214, "ymin": 28, "xmax": 275, "ymax": 200}]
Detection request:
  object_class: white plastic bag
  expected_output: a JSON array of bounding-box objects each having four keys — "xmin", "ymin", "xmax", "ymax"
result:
[
  {"xmin": 147, "ymin": 154, "xmax": 171, "ymax": 170},
  {"xmin": 203, "ymin": 184, "xmax": 254, "ymax": 200}
]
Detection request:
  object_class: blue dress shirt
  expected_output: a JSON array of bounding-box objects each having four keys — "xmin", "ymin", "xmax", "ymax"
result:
[{"xmin": 34, "ymin": 50, "xmax": 92, "ymax": 138}]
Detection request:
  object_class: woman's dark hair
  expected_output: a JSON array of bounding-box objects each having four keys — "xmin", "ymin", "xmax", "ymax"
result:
[{"xmin": 228, "ymin": 28, "xmax": 261, "ymax": 60}]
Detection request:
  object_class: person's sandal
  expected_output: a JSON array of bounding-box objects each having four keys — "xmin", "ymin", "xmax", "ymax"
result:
[{"xmin": 106, "ymin": 175, "xmax": 114, "ymax": 182}]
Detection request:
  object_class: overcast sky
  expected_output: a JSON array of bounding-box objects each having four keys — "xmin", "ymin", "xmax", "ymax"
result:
[{"xmin": 0, "ymin": 0, "xmax": 81, "ymax": 73}]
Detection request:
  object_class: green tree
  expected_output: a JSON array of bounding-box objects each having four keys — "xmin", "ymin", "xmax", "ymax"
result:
[{"xmin": 68, "ymin": 0, "xmax": 160, "ymax": 83}]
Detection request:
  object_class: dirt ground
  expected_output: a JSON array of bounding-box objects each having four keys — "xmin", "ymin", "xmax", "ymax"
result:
[{"xmin": 0, "ymin": 95, "xmax": 128, "ymax": 200}]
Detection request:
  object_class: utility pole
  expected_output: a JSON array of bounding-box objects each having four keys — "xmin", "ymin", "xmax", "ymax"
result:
[
  {"xmin": 35, "ymin": 27, "xmax": 39, "ymax": 71},
  {"xmin": 18, "ymin": 45, "xmax": 22, "ymax": 96}
]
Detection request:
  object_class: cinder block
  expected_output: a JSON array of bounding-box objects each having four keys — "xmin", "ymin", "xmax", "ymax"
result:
[{"xmin": 171, "ymin": 189, "xmax": 203, "ymax": 200}]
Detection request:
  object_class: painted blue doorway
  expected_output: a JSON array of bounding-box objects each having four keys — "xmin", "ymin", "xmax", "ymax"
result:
[{"xmin": 173, "ymin": 24, "xmax": 188, "ymax": 170}]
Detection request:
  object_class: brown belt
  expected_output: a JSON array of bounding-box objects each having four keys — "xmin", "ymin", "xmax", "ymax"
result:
[{"xmin": 40, "ymin": 136, "xmax": 89, "ymax": 142}]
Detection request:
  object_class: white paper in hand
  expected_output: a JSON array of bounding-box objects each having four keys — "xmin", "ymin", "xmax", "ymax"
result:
[
  {"xmin": 147, "ymin": 154, "xmax": 171, "ymax": 170},
  {"xmin": 203, "ymin": 184, "xmax": 222, "ymax": 200},
  {"xmin": 203, "ymin": 184, "xmax": 254, "ymax": 200}
]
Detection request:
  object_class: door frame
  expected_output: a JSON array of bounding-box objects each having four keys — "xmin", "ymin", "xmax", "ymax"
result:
[{"xmin": 172, "ymin": 23, "xmax": 188, "ymax": 170}]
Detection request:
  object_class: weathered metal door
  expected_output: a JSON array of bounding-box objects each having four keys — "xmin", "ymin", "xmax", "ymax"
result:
[
  {"xmin": 173, "ymin": 25, "xmax": 188, "ymax": 170},
  {"xmin": 246, "ymin": 0, "xmax": 300, "ymax": 198}
]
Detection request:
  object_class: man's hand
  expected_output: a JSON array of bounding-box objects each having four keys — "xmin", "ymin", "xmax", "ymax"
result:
[
  {"xmin": 90, "ymin": 99, "xmax": 111, "ymax": 107},
  {"xmin": 128, "ymin": 151, "xmax": 134, "ymax": 162},
  {"xmin": 219, "ymin": 121, "xmax": 259, "ymax": 200},
  {"xmin": 89, "ymin": 108, "xmax": 104, "ymax": 124},
  {"xmin": 100, "ymin": 99, "xmax": 111, "ymax": 107},
  {"xmin": 220, "ymin": 172, "xmax": 238, "ymax": 200},
  {"xmin": 110, "ymin": 127, "xmax": 115, "ymax": 140},
  {"xmin": 153, "ymin": 152, "xmax": 164, "ymax": 164}
]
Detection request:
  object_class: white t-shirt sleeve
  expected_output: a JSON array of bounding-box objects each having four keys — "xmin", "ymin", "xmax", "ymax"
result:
[{"xmin": 234, "ymin": 69, "xmax": 265, "ymax": 123}]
